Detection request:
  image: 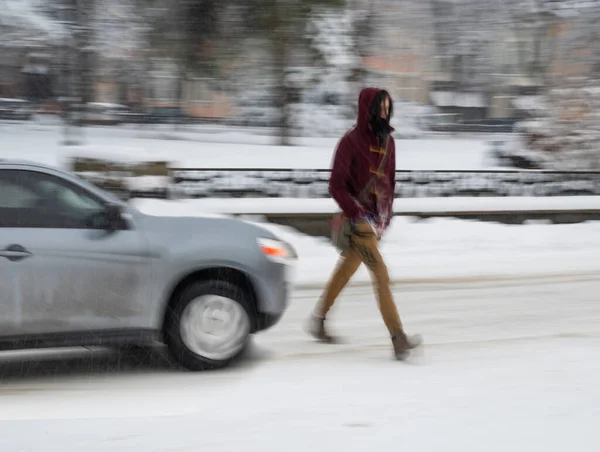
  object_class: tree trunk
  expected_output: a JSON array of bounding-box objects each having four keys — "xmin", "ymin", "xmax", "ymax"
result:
[
  {"xmin": 350, "ymin": 3, "xmax": 374, "ymax": 108},
  {"xmin": 62, "ymin": 0, "xmax": 86, "ymax": 145},
  {"xmin": 273, "ymin": 1, "xmax": 292, "ymax": 146},
  {"xmin": 176, "ymin": 65, "xmax": 187, "ymax": 131},
  {"xmin": 119, "ymin": 67, "xmax": 128, "ymax": 106},
  {"xmin": 75, "ymin": 0, "xmax": 94, "ymax": 104}
]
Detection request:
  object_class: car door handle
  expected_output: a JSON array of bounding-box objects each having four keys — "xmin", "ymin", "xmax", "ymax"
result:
[{"xmin": 0, "ymin": 244, "xmax": 33, "ymax": 262}]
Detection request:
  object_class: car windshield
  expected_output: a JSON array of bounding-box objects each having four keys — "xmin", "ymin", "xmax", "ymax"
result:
[
  {"xmin": 70, "ymin": 172, "xmax": 140, "ymax": 214},
  {"xmin": 38, "ymin": 180, "xmax": 103, "ymax": 211}
]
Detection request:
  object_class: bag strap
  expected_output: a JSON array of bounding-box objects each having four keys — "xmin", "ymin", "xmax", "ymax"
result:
[{"xmin": 356, "ymin": 135, "xmax": 391, "ymax": 204}]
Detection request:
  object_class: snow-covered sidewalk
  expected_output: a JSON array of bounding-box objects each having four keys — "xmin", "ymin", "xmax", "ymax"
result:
[
  {"xmin": 137, "ymin": 196, "xmax": 600, "ymax": 215},
  {"xmin": 134, "ymin": 199, "xmax": 600, "ymax": 287}
]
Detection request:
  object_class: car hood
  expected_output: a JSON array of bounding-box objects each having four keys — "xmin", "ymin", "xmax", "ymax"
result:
[{"xmin": 134, "ymin": 212, "xmax": 279, "ymax": 245}]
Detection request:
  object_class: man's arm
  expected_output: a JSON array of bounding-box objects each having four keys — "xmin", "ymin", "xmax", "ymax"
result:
[
  {"xmin": 329, "ymin": 136, "xmax": 366, "ymax": 221},
  {"xmin": 385, "ymin": 141, "xmax": 396, "ymax": 228}
]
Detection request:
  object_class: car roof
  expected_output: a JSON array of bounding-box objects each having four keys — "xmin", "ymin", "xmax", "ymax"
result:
[
  {"xmin": 0, "ymin": 159, "xmax": 58, "ymax": 170},
  {"xmin": 0, "ymin": 160, "xmax": 78, "ymax": 179},
  {"xmin": 0, "ymin": 159, "xmax": 124, "ymax": 204}
]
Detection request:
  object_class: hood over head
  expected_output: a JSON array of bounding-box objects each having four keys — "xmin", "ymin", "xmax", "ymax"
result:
[{"xmin": 356, "ymin": 87, "xmax": 394, "ymax": 140}]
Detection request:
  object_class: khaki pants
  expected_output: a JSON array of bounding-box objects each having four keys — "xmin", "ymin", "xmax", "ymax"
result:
[{"xmin": 316, "ymin": 222, "xmax": 403, "ymax": 336}]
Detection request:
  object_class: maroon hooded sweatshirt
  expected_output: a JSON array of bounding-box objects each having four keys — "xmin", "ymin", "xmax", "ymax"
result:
[{"xmin": 329, "ymin": 87, "xmax": 396, "ymax": 234}]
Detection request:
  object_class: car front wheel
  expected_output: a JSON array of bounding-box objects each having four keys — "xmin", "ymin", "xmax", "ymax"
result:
[{"xmin": 165, "ymin": 280, "xmax": 252, "ymax": 371}]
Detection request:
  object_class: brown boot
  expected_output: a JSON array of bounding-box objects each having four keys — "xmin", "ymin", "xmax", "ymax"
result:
[
  {"xmin": 305, "ymin": 313, "xmax": 337, "ymax": 343},
  {"xmin": 391, "ymin": 332, "xmax": 422, "ymax": 360}
]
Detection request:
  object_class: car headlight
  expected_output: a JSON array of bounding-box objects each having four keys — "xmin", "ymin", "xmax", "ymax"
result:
[{"xmin": 257, "ymin": 237, "xmax": 297, "ymax": 264}]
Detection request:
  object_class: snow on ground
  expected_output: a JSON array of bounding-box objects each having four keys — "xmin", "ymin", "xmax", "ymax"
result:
[
  {"xmin": 0, "ymin": 279, "xmax": 598, "ymax": 451},
  {"xmin": 133, "ymin": 199, "xmax": 600, "ymax": 286},
  {"xmin": 1, "ymin": 122, "xmax": 598, "ymax": 449},
  {"xmin": 1, "ymin": 119, "xmax": 506, "ymax": 170}
]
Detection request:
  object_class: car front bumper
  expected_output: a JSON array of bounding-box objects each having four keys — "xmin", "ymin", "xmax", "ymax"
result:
[{"xmin": 251, "ymin": 260, "xmax": 295, "ymax": 333}]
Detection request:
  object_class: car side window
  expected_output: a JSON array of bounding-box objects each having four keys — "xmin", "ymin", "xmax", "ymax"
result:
[
  {"xmin": 0, "ymin": 169, "xmax": 107, "ymax": 229},
  {"xmin": 0, "ymin": 175, "xmax": 41, "ymax": 208}
]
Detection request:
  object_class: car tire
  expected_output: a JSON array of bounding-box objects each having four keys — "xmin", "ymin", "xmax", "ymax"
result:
[{"xmin": 164, "ymin": 280, "xmax": 253, "ymax": 371}]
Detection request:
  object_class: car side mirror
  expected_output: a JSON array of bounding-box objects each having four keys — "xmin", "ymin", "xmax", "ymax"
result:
[{"xmin": 105, "ymin": 203, "xmax": 125, "ymax": 230}]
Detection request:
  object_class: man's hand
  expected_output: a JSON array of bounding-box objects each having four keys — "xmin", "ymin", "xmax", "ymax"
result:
[
  {"xmin": 353, "ymin": 216, "xmax": 378, "ymax": 236},
  {"xmin": 356, "ymin": 217, "xmax": 387, "ymax": 240}
]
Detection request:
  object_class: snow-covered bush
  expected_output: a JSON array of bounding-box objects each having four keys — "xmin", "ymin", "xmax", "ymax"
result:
[{"xmin": 510, "ymin": 86, "xmax": 600, "ymax": 170}]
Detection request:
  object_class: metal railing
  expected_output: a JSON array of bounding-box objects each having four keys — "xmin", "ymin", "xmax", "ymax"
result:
[
  {"xmin": 168, "ymin": 168, "xmax": 600, "ymax": 199},
  {"xmin": 72, "ymin": 166, "xmax": 600, "ymax": 200}
]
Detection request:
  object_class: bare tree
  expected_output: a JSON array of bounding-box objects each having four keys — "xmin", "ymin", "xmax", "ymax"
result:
[{"xmin": 233, "ymin": 0, "xmax": 346, "ymax": 145}]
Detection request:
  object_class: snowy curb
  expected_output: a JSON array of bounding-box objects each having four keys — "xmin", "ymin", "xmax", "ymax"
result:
[
  {"xmin": 133, "ymin": 196, "xmax": 600, "ymax": 216},
  {"xmin": 291, "ymin": 270, "xmax": 600, "ymax": 291}
]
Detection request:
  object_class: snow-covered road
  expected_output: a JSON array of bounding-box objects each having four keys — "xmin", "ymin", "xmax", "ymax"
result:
[{"xmin": 0, "ymin": 277, "xmax": 598, "ymax": 451}]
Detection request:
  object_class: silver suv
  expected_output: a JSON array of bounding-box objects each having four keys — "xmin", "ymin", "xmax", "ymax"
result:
[{"xmin": 0, "ymin": 161, "xmax": 296, "ymax": 370}]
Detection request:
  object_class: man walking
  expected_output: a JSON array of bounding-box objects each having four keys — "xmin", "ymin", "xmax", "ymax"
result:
[{"xmin": 306, "ymin": 87, "xmax": 421, "ymax": 360}]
